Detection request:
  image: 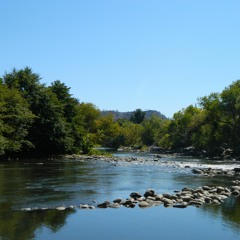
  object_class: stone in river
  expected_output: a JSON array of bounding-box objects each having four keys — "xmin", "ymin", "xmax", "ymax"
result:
[
  {"xmin": 130, "ymin": 192, "xmax": 142, "ymax": 199},
  {"xmin": 144, "ymin": 189, "xmax": 155, "ymax": 198},
  {"xmin": 139, "ymin": 201, "xmax": 150, "ymax": 208}
]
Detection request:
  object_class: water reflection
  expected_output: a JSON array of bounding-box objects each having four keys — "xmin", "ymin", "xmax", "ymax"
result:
[
  {"xmin": 0, "ymin": 205, "xmax": 75, "ymax": 240},
  {"xmin": 0, "ymin": 157, "xmax": 240, "ymax": 239},
  {"xmin": 200, "ymin": 196, "xmax": 240, "ymax": 232}
]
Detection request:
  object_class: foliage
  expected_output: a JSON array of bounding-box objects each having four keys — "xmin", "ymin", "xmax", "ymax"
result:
[
  {"xmin": 1, "ymin": 67, "xmax": 240, "ymax": 159},
  {"xmin": 130, "ymin": 108, "xmax": 146, "ymax": 124},
  {"xmin": 0, "ymin": 84, "xmax": 34, "ymax": 157},
  {"xmin": 1, "ymin": 67, "xmax": 92, "ymax": 157}
]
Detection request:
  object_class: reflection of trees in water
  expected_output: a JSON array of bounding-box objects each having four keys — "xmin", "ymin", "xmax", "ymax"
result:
[
  {"xmin": 0, "ymin": 160, "xmax": 96, "ymax": 240},
  {"xmin": 0, "ymin": 205, "xmax": 76, "ymax": 240},
  {"xmin": 200, "ymin": 196, "xmax": 240, "ymax": 231},
  {"xmin": 172, "ymin": 173, "xmax": 240, "ymax": 231},
  {"xmin": 0, "ymin": 160, "xmax": 100, "ymax": 208}
]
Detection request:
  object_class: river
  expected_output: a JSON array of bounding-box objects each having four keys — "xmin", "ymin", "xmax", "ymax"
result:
[{"xmin": 0, "ymin": 152, "xmax": 240, "ymax": 240}]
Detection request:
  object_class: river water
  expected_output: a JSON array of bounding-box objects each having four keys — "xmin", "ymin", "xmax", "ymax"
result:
[{"xmin": 0, "ymin": 152, "xmax": 240, "ymax": 240}]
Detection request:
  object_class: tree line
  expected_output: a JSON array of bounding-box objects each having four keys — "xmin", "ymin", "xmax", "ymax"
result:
[{"xmin": 1, "ymin": 67, "xmax": 240, "ymax": 159}]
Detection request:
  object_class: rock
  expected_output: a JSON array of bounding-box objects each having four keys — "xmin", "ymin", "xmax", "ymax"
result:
[
  {"xmin": 137, "ymin": 197, "xmax": 146, "ymax": 201},
  {"xmin": 180, "ymin": 196, "xmax": 192, "ymax": 202},
  {"xmin": 21, "ymin": 208, "xmax": 31, "ymax": 211},
  {"xmin": 232, "ymin": 190, "xmax": 240, "ymax": 196},
  {"xmin": 212, "ymin": 199, "xmax": 221, "ymax": 205},
  {"xmin": 233, "ymin": 168, "xmax": 240, "ymax": 173},
  {"xmin": 146, "ymin": 199, "xmax": 156, "ymax": 204},
  {"xmin": 192, "ymin": 169, "xmax": 203, "ymax": 174},
  {"xmin": 189, "ymin": 200, "xmax": 204, "ymax": 207},
  {"xmin": 56, "ymin": 206, "xmax": 66, "ymax": 211},
  {"xmin": 155, "ymin": 194, "xmax": 163, "ymax": 201},
  {"xmin": 139, "ymin": 201, "xmax": 150, "ymax": 208},
  {"xmin": 232, "ymin": 180, "xmax": 240, "ymax": 185},
  {"xmin": 217, "ymin": 186, "xmax": 225, "ymax": 193},
  {"xmin": 149, "ymin": 146, "xmax": 162, "ymax": 153},
  {"xmin": 231, "ymin": 186, "xmax": 240, "ymax": 192},
  {"xmin": 109, "ymin": 203, "xmax": 121, "ymax": 208},
  {"xmin": 163, "ymin": 198, "xmax": 173, "ymax": 206},
  {"xmin": 97, "ymin": 201, "xmax": 110, "ymax": 208},
  {"xmin": 162, "ymin": 193, "xmax": 172, "ymax": 199},
  {"xmin": 222, "ymin": 148, "xmax": 233, "ymax": 157},
  {"xmin": 202, "ymin": 186, "xmax": 211, "ymax": 191},
  {"xmin": 122, "ymin": 199, "xmax": 136, "ymax": 208},
  {"xmin": 182, "ymin": 187, "xmax": 193, "ymax": 192},
  {"xmin": 130, "ymin": 192, "xmax": 142, "ymax": 199},
  {"xmin": 218, "ymin": 195, "xmax": 228, "ymax": 200},
  {"xmin": 127, "ymin": 203, "xmax": 136, "ymax": 208},
  {"xmin": 173, "ymin": 203, "xmax": 188, "ymax": 208},
  {"xmin": 170, "ymin": 195, "xmax": 179, "ymax": 201},
  {"xmin": 113, "ymin": 198, "xmax": 122, "ymax": 203},
  {"xmin": 147, "ymin": 196, "xmax": 156, "ymax": 201},
  {"xmin": 204, "ymin": 197, "xmax": 212, "ymax": 203},
  {"xmin": 79, "ymin": 204, "xmax": 89, "ymax": 209},
  {"xmin": 144, "ymin": 189, "xmax": 155, "ymax": 198}
]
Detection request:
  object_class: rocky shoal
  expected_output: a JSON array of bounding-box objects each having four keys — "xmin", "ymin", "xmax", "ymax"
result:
[
  {"xmin": 191, "ymin": 167, "xmax": 240, "ymax": 177},
  {"xmin": 65, "ymin": 154, "xmax": 240, "ymax": 177},
  {"xmin": 21, "ymin": 184, "xmax": 240, "ymax": 212}
]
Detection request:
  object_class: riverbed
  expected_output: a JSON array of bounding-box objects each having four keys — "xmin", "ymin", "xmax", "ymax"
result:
[{"xmin": 0, "ymin": 153, "xmax": 240, "ymax": 239}]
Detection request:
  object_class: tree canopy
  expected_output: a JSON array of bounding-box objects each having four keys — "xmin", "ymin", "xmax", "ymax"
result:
[{"xmin": 1, "ymin": 67, "xmax": 240, "ymax": 159}]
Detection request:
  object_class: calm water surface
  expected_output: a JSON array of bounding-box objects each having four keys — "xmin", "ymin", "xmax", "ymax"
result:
[{"xmin": 0, "ymin": 153, "xmax": 240, "ymax": 240}]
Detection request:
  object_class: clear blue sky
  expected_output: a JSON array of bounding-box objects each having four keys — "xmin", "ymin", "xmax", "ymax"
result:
[{"xmin": 1, "ymin": 0, "xmax": 240, "ymax": 118}]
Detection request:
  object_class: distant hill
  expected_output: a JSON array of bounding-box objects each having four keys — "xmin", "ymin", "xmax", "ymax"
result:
[{"xmin": 101, "ymin": 110, "xmax": 168, "ymax": 120}]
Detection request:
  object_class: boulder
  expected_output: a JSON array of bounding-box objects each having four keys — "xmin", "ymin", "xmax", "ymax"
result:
[
  {"xmin": 144, "ymin": 189, "xmax": 155, "ymax": 198},
  {"xmin": 163, "ymin": 198, "xmax": 173, "ymax": 206}
]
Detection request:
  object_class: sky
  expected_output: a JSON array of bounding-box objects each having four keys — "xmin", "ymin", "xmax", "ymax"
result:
[{"xmin": 1, "ymin": 0, "xmax": 240, "ymax": 118}]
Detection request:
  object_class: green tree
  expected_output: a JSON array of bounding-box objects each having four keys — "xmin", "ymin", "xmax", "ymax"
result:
[
  {"xmin": 168, "ymin": 105, "xmax": 202, "ymax": 149},
  {"xmin": 219, "ymin": 80, "xmax": 240, "ymax": 154},
  {"xmin": 73, "ymin": 103, "xmax": 101, "ymax": 153},
  {"xmin": 0, "ymin": 84, "xmax": 34, "ymax": 157},
  {"xmin": 141, "ymin": 115, "xmax": 167, "ymax": 146},
  {"xmin": 94, "ymin": 114, "xmax": 122, "ymax": 148},
  {"xmin": 50, "ymin": 80, "xmax": 79, "ymax": 122},
  {"xmin": 130, "ymin": 109, "xmax": 145, "ymax": 124},
  {"xmin": 2, "ymin": 68, "xmax": 75, "ymax": 156},
  {"xmin": 121, "ymin": 121, "xmax": 143, "ymax": 147}
]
